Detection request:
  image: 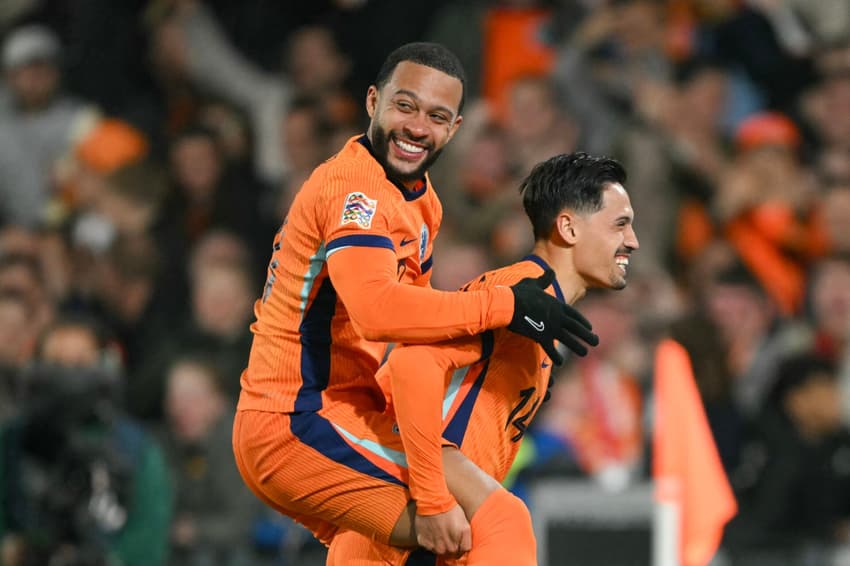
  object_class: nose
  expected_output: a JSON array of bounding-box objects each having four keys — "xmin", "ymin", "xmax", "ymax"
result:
[
  {"xmin": 625, "ymin": 225, "xmax": 639, "ymax": 251},
  {"xmin": 402, "ymin": 113, "xmax": 429, "ymax": 140}
]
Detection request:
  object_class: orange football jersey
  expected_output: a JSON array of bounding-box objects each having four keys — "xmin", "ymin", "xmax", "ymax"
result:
[{"xmin": 238, "ymin": 135, "xmax": 513, "ymax": 414}]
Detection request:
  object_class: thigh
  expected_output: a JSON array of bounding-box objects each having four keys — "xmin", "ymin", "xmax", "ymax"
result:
[{"xmin": 233, "ymin": 408, "xmax": 411, "ymax": 544}]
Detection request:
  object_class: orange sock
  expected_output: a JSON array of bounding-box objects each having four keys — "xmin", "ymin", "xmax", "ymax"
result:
[{"xmin": 457, "ymin": 488, "xmax": 537, "ymax": 566}]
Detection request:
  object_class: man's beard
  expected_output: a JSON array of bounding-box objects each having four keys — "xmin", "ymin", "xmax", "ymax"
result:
[{"xmin": 370, "ymin": 125, "xmax": 443, "ymax": 184}]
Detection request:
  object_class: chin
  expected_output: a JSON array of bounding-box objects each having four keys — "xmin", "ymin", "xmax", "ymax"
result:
[{"xmin": 609, "ymin": 275, "xmax": 628, "ymax": 290}]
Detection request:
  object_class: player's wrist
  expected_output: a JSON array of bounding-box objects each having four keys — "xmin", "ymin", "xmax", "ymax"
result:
[{"xmin": 414, "ymin": 494, "xmax": 458, "ymax": 517}]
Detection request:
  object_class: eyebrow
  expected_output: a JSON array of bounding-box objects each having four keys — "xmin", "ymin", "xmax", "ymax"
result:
[{"xmin": 393, "ymin": 89, "xmax": 456, "ymax": 120}]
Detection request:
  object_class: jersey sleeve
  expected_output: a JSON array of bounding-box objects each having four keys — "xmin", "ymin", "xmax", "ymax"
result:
[
  {"xmin": 327, "ymin": 247, "xmax": 513, "ymax": 342},
  {"xmin": 386, "ymin": 335, "xmax": 486, "ymax": 515}
]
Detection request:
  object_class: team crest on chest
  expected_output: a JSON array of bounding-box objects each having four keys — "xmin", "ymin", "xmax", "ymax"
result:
[
  {"xmin": 340, "ymin": 192, "xmax": 378, "ymax": 229},
  {"xmin": 419, "ymin": 224, "xmax": 429, "ymax": 261}
]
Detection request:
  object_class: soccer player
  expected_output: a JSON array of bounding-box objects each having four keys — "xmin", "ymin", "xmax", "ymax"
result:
[
  {"xmin": 327, "ymin": 152, "xmax": 639, "ymax": 564},
  {"xmin": 233, "ymin": 43, "xmax": 599, "ymax": 551}
]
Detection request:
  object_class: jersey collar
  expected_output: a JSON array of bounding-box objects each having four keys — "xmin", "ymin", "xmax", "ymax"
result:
[
  {"xmin": 522, "ymin": 254, "xmax": 565, "ymax": 303},
  {"xmin": 357, "ymin": 135, "xmax": 428, "ymax": 201}
]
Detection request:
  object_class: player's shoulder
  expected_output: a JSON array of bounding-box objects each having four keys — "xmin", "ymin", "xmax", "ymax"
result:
[
  {"xmin": 460, "ymin": 260, "xmax": 543, "ymax": 292},
  {"xmin": 320, "ymin": 135, "xmax": 394, "ymax": 194}
]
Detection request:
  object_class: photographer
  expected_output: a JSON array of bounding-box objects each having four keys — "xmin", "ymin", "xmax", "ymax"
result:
[{"xmin": 0, "ymin": 316, "xmax": 173, "ymax": 566}]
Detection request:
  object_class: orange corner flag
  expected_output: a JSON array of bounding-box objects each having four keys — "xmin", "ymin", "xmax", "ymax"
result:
[{"xmin": 653, "ymin": 339, "xmax": 738, "ymax": 566}]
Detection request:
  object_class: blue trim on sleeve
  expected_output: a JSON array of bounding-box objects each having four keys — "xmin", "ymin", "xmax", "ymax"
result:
[
  {"xmin": 421, "ymin": 255, "xmax": 433, "ymax": 274},
  {"xmin": 326, "ymin": 234, "xmax": 395, "ymax": 255}
]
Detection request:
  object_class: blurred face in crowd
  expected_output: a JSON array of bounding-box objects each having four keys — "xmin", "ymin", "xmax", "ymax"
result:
[
  {"xmin": 0, "ymin": 295, "xmax": 33, "ymax": 368},
  {"xmin": 704, "ymin": 280, "xmax": 773, "ymax": 348},
  {"xmin": 6, "ymin": 60, "xmax": 59, "ymax": 111},
  {"xmin": 429, "ymin": 241, "xmax": 490, "ymax": 291},
  {"xmin": 283, "ymin": 105, "xmax": 328, "ymax": 173},
  {"xmin": 678, "ymin": 68, "xmax": 728, "ymax": 131},
  {"xmin": 166, "ymin": 360, "xmax": 225, "ymax": 442},
  {"xmin": 366, "ymin": 61, "xmax": 463, "ymax": 185},
  {"xmin": 614, "ymin": 0, "xmax": 664, "ymax": 55},
  {"xmin": 192, "ymin": 262, "xmax": 253, "ymax": 338},
  {"xmin": 287, "ymin": 26, "xmax": 349, "ymax": 95},
  {"xmin": 569, "ymin": 184, "xmax": 638, "ymax": 291},
  {"xmin": 171, "ymin": 134, "xmax": 222, "ymax": 203},
  {"xmin": 40, "ymin": 325, "xmax": 101, "ymax": 368},
  {"xmin": 506, "ymin": 78, "xmax": 560, "ymax": 145},
  {"xmin": 808, "ymin": 75, "xmax": 850, "ymax": 147},
  {"xmin": 823, "ymin": 186, "xmax": 850, "ymax": 253},
  {"xmin": 786, "ymin": 375, "xmax": 842, "ymax": 438},
  {"xmin": 810, "ymin": 259, "xmax": 850, "ymax": 341}
]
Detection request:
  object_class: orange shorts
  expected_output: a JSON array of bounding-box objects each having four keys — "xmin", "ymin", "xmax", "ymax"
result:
[{"xmin": 232, "ymin": 403, "xmax": 412, "ymax": 545}]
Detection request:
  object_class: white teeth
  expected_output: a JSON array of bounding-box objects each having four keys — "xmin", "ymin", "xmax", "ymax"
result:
[
  {"xmin": 395, "ymin": 139, "xmax": 425, "ymax": 153},
  {"xmin": 615, "ymin": 257, "xmax": 629, "ymax": 266}
]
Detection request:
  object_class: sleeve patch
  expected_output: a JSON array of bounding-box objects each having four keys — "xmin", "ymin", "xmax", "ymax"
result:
[{"xmin": 340, "ymin": 192, "xmax": 378, "ymax": 229}]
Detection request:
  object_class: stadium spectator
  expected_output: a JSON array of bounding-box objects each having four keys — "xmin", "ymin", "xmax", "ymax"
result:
[
  {"xmin": 0, "ymin": 25, "xmax": 96, "ymax": 227},
  {"xmin": 160, "ymin": 356, "xmax": 258, "ymax": 566},
  {"xmin": 725, "ymin": 354, "xmax": 850, "ymax": 563}
]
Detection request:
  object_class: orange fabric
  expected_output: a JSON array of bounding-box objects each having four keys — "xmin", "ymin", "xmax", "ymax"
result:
[
  {"xmin": 232, "ymin": 409, "xmax": 410, "ymax": 545},
  {"xmin": 482, "ymin": 7, "xmax": 556, "ymax": 119},
  {"xmin": 379, "ymin": 260, "xmax": 554, "ymax": 516},
  {"xmin": 676, "ymin": 200, "xmax": 715, "ymax": 261},
  {"xmin": 327, "ymin": 489, "xmax": 536, "ymax": 566},
  {"xmin": 384, "ymin": 335, "xmax": 483, "ymax": 516},
  {"xmin": 463, "ymin": 488, "xmax": 536, "ymax": 566},
  {"xmin": 653, "ymin": 339, "xmax": 737, "ymax": 566},
  {"xmin": 238, "ymin": 135, "xmax": 513, "ymax": 414},
  {"xmin": 75, "ymin": 119, "xmax": 148, "ymax": 173},
  {"xmin": 725, "ymin": 209, "xmax": 806, "ymax": 315}
]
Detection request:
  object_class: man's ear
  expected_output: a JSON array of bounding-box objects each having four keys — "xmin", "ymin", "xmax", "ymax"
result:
[
  {"xmin": 446, "ymin": 114, "xmax": 463, "ymax": 142},
  {"xmin": 365, "ymin": 86, "xmax": 378, "ymax": 118},
  {"xmin": 557, "ymin": 210, "xmax": 579, "ymax": 245}
]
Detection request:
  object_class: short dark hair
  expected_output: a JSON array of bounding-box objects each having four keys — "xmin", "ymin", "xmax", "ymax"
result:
[
  {"xmin": 770, "ymin": 353, "xmax": 836, "ymax": 406},
  {"xmin": 374, "ymin": 42, "xmax": 466, "ymax": 113},
  {"xmin": 520, "ymin": 152, "xmax": 627, "ymax": 240}
]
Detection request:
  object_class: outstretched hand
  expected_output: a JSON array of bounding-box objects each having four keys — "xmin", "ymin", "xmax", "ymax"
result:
[
  {"xmin": 508, "ymin": 269, "xmax": 599, "ymax": 365},
  {"xmin": 414, "ymin": 505, "xmax": 472, "ymax": 558}
]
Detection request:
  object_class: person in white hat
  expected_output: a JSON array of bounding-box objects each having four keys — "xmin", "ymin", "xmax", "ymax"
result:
[{"xmin": 0, "ymin": 24, "xmax": 96, "ymax": 227}]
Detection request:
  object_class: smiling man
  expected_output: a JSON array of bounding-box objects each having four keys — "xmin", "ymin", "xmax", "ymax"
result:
[
  {"xmin": 232, "ymin": 43, "xmax": 600, "ymax": 555},
  {"xmin": 328, "ymin": 152, "xmax": 638, "ymax": 565}
]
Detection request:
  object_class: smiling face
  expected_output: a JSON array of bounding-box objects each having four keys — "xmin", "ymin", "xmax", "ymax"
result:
[
  {"xmin": 366, "ymin": 61, "xmax": 463, "ymax": 184},
  {"xmin": 569, "ymin": 183, "xmax": 638, "ymax": 290}
]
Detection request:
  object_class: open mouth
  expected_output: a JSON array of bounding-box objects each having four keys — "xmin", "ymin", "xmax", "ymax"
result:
[
  {"xmin": 615, "ymin": 254, "xmax": 630, "ymax": 274},
  {"xmin": 391, "ymin": 136, "xmax": 428, "ymax": 161}
]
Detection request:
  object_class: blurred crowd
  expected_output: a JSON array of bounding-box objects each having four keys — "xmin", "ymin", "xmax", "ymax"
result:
[{"xmin": 1, "ymin": 0, "xmax": 850, "ymax": 564}]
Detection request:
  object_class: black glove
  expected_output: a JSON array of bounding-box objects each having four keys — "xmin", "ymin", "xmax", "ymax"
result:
[{"xmin": 508, "ymin": 269, "xmax": 599, "ymax": 365}]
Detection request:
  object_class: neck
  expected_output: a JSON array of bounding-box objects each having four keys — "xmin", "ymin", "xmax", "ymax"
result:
[{"xmin": 531, "ymin": 241, "xmax": 586, "ymax": 305}]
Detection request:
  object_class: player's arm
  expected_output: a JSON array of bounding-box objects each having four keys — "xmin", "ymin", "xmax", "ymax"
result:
[
  {"xmin": 384, "ymin": 336, "xmax": 486, "ymax": 515},
  {"xmin": 328, "ymin": 245, "xmax": 510, "ymax": 342},
  {"xmin": 329, "ymin": 248, "xmax": 597, "ymax": 361}
]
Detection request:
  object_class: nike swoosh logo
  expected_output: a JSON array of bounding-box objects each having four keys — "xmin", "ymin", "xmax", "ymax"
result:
[
  {"xmin": 400, "ymin": 237, "xmax": 417, "ymax": 246},
  {"xmin": 541, "ymin": 361, "xmax": 550, "ymax": 369},
  {"xmin": 524, "ymin": 316, "xmax": 545, "ymax": 332}
]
